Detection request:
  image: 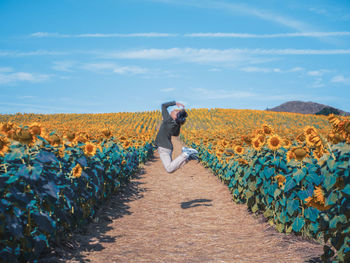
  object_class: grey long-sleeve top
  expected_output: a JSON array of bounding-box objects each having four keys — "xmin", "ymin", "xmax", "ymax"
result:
[{"xmin": 154, "ymin": 101, "xmax": 180, "ymax": 151}]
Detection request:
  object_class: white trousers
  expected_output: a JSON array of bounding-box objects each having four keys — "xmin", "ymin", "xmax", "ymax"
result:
[{"xmin": 158, "ymin": 146, "xmax": 188, "ymax": 173}]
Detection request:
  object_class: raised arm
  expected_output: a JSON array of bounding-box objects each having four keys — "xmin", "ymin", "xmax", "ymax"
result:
[{"xmin": 161, "ymin": 101, "xmax": 176, "ymax": 120}]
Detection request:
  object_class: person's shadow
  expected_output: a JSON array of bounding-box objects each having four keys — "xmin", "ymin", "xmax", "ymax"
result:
[{"xmin": 180, "ymin": 199, "xmax": 212, "ymax": 209}]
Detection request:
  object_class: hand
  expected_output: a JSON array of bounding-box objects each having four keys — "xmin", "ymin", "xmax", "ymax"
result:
[{"xmin": 176, "ymin": 102, "xmax": 185, "ymax": 108}]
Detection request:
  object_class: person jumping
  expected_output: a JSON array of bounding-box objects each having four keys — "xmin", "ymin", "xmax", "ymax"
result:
[{"xmin": 155, "ymin": 100, "xmax": 198, "ymax": 173}]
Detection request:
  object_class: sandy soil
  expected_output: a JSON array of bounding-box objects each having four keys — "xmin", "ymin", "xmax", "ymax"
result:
[{"xmin": 41, "ymin": 137, "xmax": 324, "ymax": 263}]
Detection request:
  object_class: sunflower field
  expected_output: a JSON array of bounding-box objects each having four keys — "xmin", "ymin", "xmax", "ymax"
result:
[
  {"xmin": 1, "ymin": 109, "xmax": 350, "ymax": 262},
  {"xmin": 181, "ymin": 109, "xmax": 350, "ymax": 262},
  {"xmin": 0, "ymin": 112, "xmax": 160, "ymax": 262}
]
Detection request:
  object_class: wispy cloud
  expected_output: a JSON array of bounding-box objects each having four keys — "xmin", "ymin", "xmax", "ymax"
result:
[
  {"xmin": 160, "ymin": 87, "xmax": 175, "ymax": 92},
  {"xmin": 185, "ymin": 32, "xmax": 350, "ymax": 38},
  {"xmin": 29, "ymin": 31, "xmax": 350, "ymax": 39},
  {"xmin": 29, "ymin": 32, "xmax": 178, "ymax": 38},
  {"xmin": 191, "ymin": 87, "xmax": 256, "ymax": 100},
  {"xmin": 80, "ymin": 61, "xmax": 177, "ymax": 77},
  {"xmin": 81, "ymin": 62, "xmax": 149, "ymax": 75},
  {"xmin": 96, "ymin": 48, "xmax": 350, "ymax": 65},
  {"xmin": 0, "ymin": 50, "xmax": 67, "ymax": 57},
  {"xmin": 149, "ymin": 0, "xmax": 312, "ymax": 32},
  {"xmin": 0, "ymin": 69, "xmax": 50, "ymax": 85},
  {"xmin": 331, "ymin": 75, "xmax": 350, "ymax": 85},
  {"xmin": 307, "ymin": 69, "xmax": 330, "ymax": 76},
  {"xmin": 52, "ymin": 61, "xmax": 76, "ymax": 72}
]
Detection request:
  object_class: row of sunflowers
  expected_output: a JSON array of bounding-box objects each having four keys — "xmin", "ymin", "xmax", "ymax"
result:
[
  {"xmin": 0, "ymin": 112, "xmax": 161, "ymax": 262},
  {"xmin": 180, "ymin": 109, "xmax": 350, "ymax": 262}
]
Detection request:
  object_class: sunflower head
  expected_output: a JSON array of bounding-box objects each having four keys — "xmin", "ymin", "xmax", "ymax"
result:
[
  {"xmin": 15, "ymin": 128, "xmax": 34, "ymax": 145},
  {"xmin": 275, "ymin": 174, "xmax": 286, "ymax": 187},
  {"xmin": 64, "ymin": 132, "xmax": 76, "ymax": 142},
  {"xmin": 267, "ymin": 134, "xmax": 282, "ymax": 151},
  {"xmin": 292, "ymin": 147, "xmax": 308, "ymax": 161},
  {"xmin": 49, "ymin": 134, "xmax": 61, "ymax": 146},
  {"xmin": 296, "ymin": 133, "xmax": 306, "ymax": 143},
  {"xmin": 0, "ymin": 122, "xmax": 16, "ymax": 135},
  {"xmin": 286, "ymin": 150, "xmax": 296, "ymax": 162},
  {"xmin": 282, "ymin": 138, "xmax": 292, "ymax": 149},
  {"xmin": 252, "ymin": 137, "xmax": 262, "ymax": 151},
  {"xmin": 0, "ymin": 137, "xmax": 10, "ymax": 156},
  {"xmin": 303, "ymin": 126, "xmax": 317, "ymax": 136},
  {"xmin": 101, "ymin": 129, "xmax": 112, "ymax": 138},
  {"xmin": 83, "ymin": 142, "xmax": 97, "ymax": 156},
  {"xmin": 234, "ymin": 145, "xmax": 244, "ymax": 155},
  {"xmin": 72, "ymin": 164, "xmax": 83, "ymax": 178},
  {"xmin": 29, "ymin": 122, "xmax": 42, "ymax": 136},
  {"xmin": 314, "ymin": 186, "xmax": 325, "ymax": 205},
  {"xmin": 238, "ymin": 158, "xmax": 248, "ymax": 165},
  {"xmin": 262, "ymin": 124, "xmax": 273, "ymax": 135}
]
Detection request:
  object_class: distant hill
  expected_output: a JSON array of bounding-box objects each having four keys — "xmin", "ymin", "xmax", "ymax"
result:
[{"xmin": 266, "ymin": 101, "xmax": 350, "ymax": 116}]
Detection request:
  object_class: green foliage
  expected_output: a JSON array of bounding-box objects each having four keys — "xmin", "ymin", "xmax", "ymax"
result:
[
  {"xmin": 0, "ymin": 137, "xmax": 154, "ymax": 262},
  {"xmin": 183, "ymin": 136, "xmax": 350, "ymax": 262}
]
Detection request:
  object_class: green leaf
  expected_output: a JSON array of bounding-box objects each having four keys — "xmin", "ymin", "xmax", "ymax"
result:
[
  {"xmin": 304, "ymin": 207, "xmax": 319, "ymax": 222},
  {"xmin": 293, "ymin": 169, "xmax": 306, "ymax": 184},
  {"xmin": 251, "ymin": 203, "xmax": 259, "ymax": 213},
  {"xmin": 284, "ymin": 178, "xmax": 297, "ymax": 192},
  {"xmin": 276, "ymin": 223, "xmax": 284, "ymax": 233},
  {"xmin": 325, "ymin": 191, "xmax": 339, "ymax": 206},
  {"xmin": 329, "ymin": 215, "xmax": 347, "ymax": 229},
  {"xmin": 263, "ymin": 208, "xmax": 273, "ymax": 218},
  {"xmin": 6, "ymin": 174, "xmax": 20, "ymax": 184},
  {"xmin": 274, "ymin": 188, "xmax": 282, "ymax": 199},
  {"xmin": 292, "ymin": 217, "xmax": 305, "ymax": 232},
  {"xmin": 341, "ymin": 184, "xmax": 350, "ymax": 196},
  {"xmin": 287, "ymin": 199, "xmax": 300, "ymax": 216},
  {"xmin": 324, "ymin": 174, "xmax": 337, "ymax": 191}
]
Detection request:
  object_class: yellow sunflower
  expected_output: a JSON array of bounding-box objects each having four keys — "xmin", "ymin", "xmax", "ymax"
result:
[
  {"xmin": 14, "ymin": 128, "xmax": 34, "ymax": 145},
  {"xmin": 64, "ymin": 132, "xmax": 76, "ymax": 142},
  {"xmin": 314, "ymin": 186, "xmax": 325, "ymax": 205},
  {"xmin": 282, "ymin": 138, "xmax": 292, "ymax": 149},
  {"xmin": 101, "ymin": 129, "xmax": 112, "ymax": 138},
  {"xmin": 252, "ymin": 137, "xmax": 262, "ymax": 151},
  {"xmin": 72, "ymin": 164, "xmax": 83, "ymax": 178},
  {"xmin": 292, "ymin": 147, "xmax": 308, "ymax": 161},
  {"xmin": 0, "ymin": 137, "xmax": 10, "ymax": 156},
  {"xmin": 303, "ymin": 126, "xmax": 317, "ymax": 136},
  {"xmin": 83, "ymin": 142, "xmax": 97, "ymax": 157},
  {"xmin": 267, "ymin": 134, "xmax": 282, "ymax": 151},
  {"xmin": 275, "ymin": 174, "xmax": 286, "ymax": 187},
  {"xmin": 286, "ymin": 150, "xmax": 296, "ymax": 162},
  {"xmin": 29, "ymin": 122, "xmax": 42, "ymax": 136},
  {"xmin": 262, "ymin": 124, "xmax": 274, "ymax": 135},
  {"xmin": 234, "ymin": 145, "xmax": 244, "ymax": 155}
]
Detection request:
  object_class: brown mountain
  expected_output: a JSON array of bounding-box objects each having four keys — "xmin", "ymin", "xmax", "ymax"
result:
[{"xmin": 266, "ymin": 101, "xmax": 350, "ymax": 116}]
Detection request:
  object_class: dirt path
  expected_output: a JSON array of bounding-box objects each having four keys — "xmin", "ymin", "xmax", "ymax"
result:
[{"xmin": 46, "ymin": 138, "xmax": 323, "ymax": 263}]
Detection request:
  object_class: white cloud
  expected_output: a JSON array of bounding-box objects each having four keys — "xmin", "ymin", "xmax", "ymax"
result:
[
  {"xmin": 52, "ymin": 61, "xmax": 75, "ymax": 72},
  {"xmin": 81, "ymin": 62, "xmax": 149, "ymax": 75},
  {"xmin": 113, "ymin": 66, "xmax": 148, "ymax": 75},
  {"xmin": 17, "ymin": 96, "xmax": 36, "ymax": 99},
  {"xmin": 0, "ymin": 71, "xmax": 50, "ymax": 85},
  {"xmin": 30, "ymin": 32, "xmax": 70, "ymax": 38},
  {"xmin": 0, "ymin": 50, "xmax": 67, "ymax": 57},
  {"xmin": 331, "ymin": 75, "xmax": 350, "ymax": 84},
  {"xmin": 160, "ymin": 87, "xmax": 175, "ymax": 92},
  {"xmin": 97, "ymin": 48, "xmax": 350, "ymax": 64},
  {"xmin": 29, "ymin": 32, "xmax": 177, "ymax": 38},
  {"xmin": 191, "ymin": 87, "xmax": 256, "ymax": 100},
  {"xmin": 307, "ymin": 69, "xmax": 330, "ymax": 76},
  {"xmin": 0, "ymin": 67, "xmax": 13, "ymax": 72},
  {"xmin": 185, "ymin": 32, "xmax": 350, "ymax": 38},
  {"xmin": 149, "ymin": 0, "xmax": 312, "ymax": 32}
]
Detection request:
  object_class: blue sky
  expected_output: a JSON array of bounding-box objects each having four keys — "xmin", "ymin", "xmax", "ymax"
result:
[{"xmin": 0, "ymin": 0, "xmax": 350, "ymax": 113}]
